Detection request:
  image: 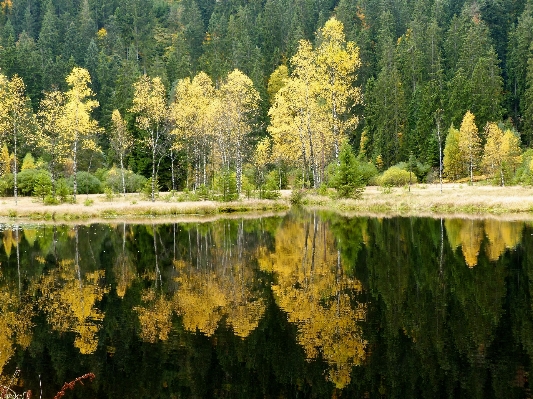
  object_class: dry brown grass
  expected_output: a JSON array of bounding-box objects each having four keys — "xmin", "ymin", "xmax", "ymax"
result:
[
  {"xmin": 0, "ymin": 193, "xmax": 289, "ymax": 223},
  {"xmin": 303, "ymin": 183, "xmax": 533, "ymax": 219},
  {"xmin": 3, "ymin": 184, "xmax": 533, "ymax": 223}
]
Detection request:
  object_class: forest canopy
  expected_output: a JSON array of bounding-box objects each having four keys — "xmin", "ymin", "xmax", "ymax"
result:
[{"xmin": 0, "ymin": 0, "xmax": 532, "ymax": 195}]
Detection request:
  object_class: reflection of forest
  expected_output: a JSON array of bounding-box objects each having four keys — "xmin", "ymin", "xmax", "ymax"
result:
[
  {"xmin": 445, "ymin": 218, "xmax": 523, "ymax": 267},
  {"xmin": 0, "ymin": 215, "xmax": 533, "ymax": 397},
  {"xmin": 258, "ymin": 212, "xmax": 367, "ymax": 388},
  {"xmin": 135, "ymin": 220, "xmax": 269, "ymax": 341}
]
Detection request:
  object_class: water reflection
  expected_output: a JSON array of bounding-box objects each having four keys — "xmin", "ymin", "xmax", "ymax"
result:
[
  {"xmin": 0, "ymin": 214, "xmax": 531, "ymax": 397},
  {"xmin": 258, "ymin": 212, "xmax": 366, "ymax": 388},
  {"xmin": 445, "ymin": 218, "xmax": 523, "ymax": 267}
]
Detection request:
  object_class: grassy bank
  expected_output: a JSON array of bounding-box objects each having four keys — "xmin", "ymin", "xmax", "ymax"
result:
[
  {"xmin": 301, "ymin": 183, "xmax": 533, "ymax": 216},
  {"xmin": 2, "ymin": 184, "xmax": 533, "ymax": 223},
  {"xmin": 0, "ymin": 193, "xmax": 290, "ymax": 222}
]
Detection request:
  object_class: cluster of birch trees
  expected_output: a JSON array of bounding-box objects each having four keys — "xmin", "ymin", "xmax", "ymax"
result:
[
  {"xmin": 443, "ymin": 111, "xmax": 522, "ymax": 185},
  {"xmin": 0, "ymin": 67, "xmax": 100, "ymax": 203}
]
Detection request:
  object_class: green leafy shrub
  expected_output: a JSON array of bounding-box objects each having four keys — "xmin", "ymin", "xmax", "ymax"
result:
[
  {"xmin": 213, "ymin": 169, "xmax": 238, "ymax": 201},
  {"xmin": 262, "ymin": 170, "xmax": 281, "ymax": 199},
  {"xmin": 142, "ymin": 177, "xmax": 160, "ymax": 199},
  {"xmin": 18, "ymin": 169, "xmax": 52, "ymax": 197},
  {"xmin": 377, "ymin": 166, "xmax": 417, "ymax": 187},
  {"xmin": 34, "ymin": 170, "xmax": 53, "ymax": 200},
  {"xmin": 71, "ymin": 171, "xmax": 102, "ymax": 194},
  {"xmin": 0, "ymin": 173, "xmax": 14, "ymax": 196},
  {"xmin": 44, "ymin": 195, "xmax": 59, "ymax": 205},
  {"xmin": 514, "ymin": 149, "xmax": 533, "ymax": 185},
  {"xmin": 290, "ymin": 189, "xmax": 306, "ymax": 205},
  {"xmin": 104, "ymin": 167, "xmax": 147, "ymax": 193},
  {"xmin": 56, "ymin": 178, "xmax": 73, "ymax": 203}
]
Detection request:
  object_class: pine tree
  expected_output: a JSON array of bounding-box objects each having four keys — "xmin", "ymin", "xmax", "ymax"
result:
[{"xmin": 331, "ymin": 142, "xmax": 364, "ymax": 198}]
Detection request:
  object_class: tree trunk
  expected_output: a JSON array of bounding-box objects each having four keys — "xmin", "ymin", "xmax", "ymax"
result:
[
  {"xmin": 120, "ymin": 153, "xmax": 126, "ymax": 196},
  {"xmin": 73, "ymin": 137, "xmax": 78, "ymax": 201},
  {"xmin": 13, "ymin": 123, "xmax": 18, "ymax": 205},
  {"xmin": 151, "ymin": 144, "xmax": 156, "ymax": 202}
]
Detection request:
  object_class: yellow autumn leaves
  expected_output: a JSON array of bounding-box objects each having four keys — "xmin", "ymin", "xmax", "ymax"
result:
[
  {"xmin": 268, "ymin": 18, "xmax": 361, "ymax": 188},
  {"xmin": 443, "ymin": 111, "xmax": 522, "ymax": 184}
]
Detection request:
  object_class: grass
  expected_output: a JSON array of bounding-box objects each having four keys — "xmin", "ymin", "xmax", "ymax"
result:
[
  {"xmin": 3, "ymin": 184, "xmax": 533, "ymax": 222},
  {"xmin": 0, "ymin": 193, "xmax": 290, "ymax": 222},
  {"xmin": 301, "ymin": 183, "xmax": 533, "ymax": 217}
]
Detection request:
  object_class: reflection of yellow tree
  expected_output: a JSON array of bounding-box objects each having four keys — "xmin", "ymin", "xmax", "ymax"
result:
[
  {"xmin": 23, "ymin": 228, "xmax": 38, "ymax": 248},
  {"xmin": 258, "ymin": 215, "xmax": 366, "ymax": 388},
  {"xmin": 136, "ymin": 289, "xmax": 173, "ymax": 343},
  {"xmin": 0, "ymin": 283, "xmax": 33, "ymax": 375},
  {"xmin": 445, "ymin": 219, "xmax": 484, "ymax": 267},
  {"xmin": 484, "ymin": 220, "xmax": 523, "ymax": 261},
  {"xmin": 136, "ymin": 222, "xmax": 266, "ymax": 342},
  {"xmin": 2, "ymin": 229, "xmax": 20, "ymax": 258},
  {"xmin": 446, "ymin": 219, "xmax": 524, "ymax": 266},
  {"xmin": 173, "ymin": 270, "xmax": 226, "ymax": 337},
  {"xmin": 113, "ymin": 224, "xmax": 137, "ymax": 298},
  {"xmin": 36, "ymin": 260, "xmax": 108, "ymax": 354},
  {"xmin": 173, "ymin": 223, "xmax": 266, "ymax": 339}
]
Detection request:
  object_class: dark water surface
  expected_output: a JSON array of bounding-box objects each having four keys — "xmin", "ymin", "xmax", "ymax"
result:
[{"xmin": 0, "ymin": 210, "xmax": 532, "ymax": 398}]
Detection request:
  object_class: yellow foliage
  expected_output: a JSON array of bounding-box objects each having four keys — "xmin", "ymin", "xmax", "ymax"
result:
[
  {"xmin": 258, "ymin": 216, "xmax": 366, "ymax": 388},
  {"xmin": 23, "ymin": 228, "xmax": 37, "ymax": 248},
  {"xmin": 136, "ymin": 291, "xmax": 174, "ymax": 343},
  {"xmin": 0, "ymin": 289, "xmax": 33, "ymax": 375},
  {"xmin": 35, "ymin": 259, "xmax": 108, "ymax": 354},
  {"xmin": 484, "ymin": 220, "xmax": 523, "ymax": 261},
  {"xmin": 445, "ymin": 218, "xmax": 521, "ymax": 266},
  {"xmin": 445, "ymin": 219, "xmax": 483, "ymax": 267}
]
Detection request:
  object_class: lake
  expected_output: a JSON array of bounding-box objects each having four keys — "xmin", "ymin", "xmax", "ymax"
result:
[{"xmin": 0, "ymin": 209, "xmax": 531, "ymax": 398}]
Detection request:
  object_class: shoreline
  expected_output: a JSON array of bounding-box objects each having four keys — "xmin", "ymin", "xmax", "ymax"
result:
[{"xmin": 1, "ymin": 183, "xmax": 533, "ymax": 223}]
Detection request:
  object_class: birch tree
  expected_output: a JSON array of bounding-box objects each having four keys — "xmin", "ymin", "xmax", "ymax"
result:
[
  {"xmin": 483, "ymin": 123, "xmax": 522, "ymax": 186},
  {"xmin": 171, "ymin": 72, "xmax": 215, "ymax": 189},
  {"xmin": 458, "ymin": 111, "xmax": 482, "ymax": 184},
  {"xmin": 315, "ymin": 17, "xmax": 362, "ymax": 160},
  {"xmin": 36, "ymin": 90, "xmax": 69, "ymax": 196},
  {"xmin": 131, "ymin": 75, "xmax": 171, "ymax": 202},
  {"xmin": 219, "ymin": 69, "xmax": 260, "ymax": 194},
  {"xmin": 0, "ymin": 74, "xmax": 35, "ymax": 205},
  {"xmin": 110, "ymin": 109, "xmax": 134, "ymax": 196},
  {"xmin": 63, "ymin": 67, "xmax": 101, "ymax": 202}
]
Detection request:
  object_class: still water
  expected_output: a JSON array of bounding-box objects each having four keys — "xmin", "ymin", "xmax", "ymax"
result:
[{"xmin": 0, "ymin": 210, "xmax": 531, "ymax": 398}]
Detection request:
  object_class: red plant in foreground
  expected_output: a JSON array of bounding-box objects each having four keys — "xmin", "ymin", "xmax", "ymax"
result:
[{"xmin": 53, "ymin": 373, "xmax": 95, "ymax": 399}]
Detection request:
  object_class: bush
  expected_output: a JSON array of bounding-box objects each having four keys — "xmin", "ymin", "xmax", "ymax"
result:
[
  {"xmin": 104, "ymin": 167, "xmax": 147, "ymax": 193},
  {"xmin": 391, "ymin": 160, "xmax": 431, "ymax": 182},
  {"xmin": 0, "ymin": 173, "xmax": 14, "ymax": 196},
  {"xmin": 56, "ymin": 178, "xmax": 73, "ymax": 203},
  {"xmin": 142, "ymin": 177, "xmax": 160, "ymax": 199},
  {"xmin": 213, "ymin": 169, "xmax": 238, "ymax": 201},
  {"xmin": 17, "ymin": 169, "xmax": 52, "ymax": 197},
  {"xmin": 71, "ymin": 171, "xmax": 102, "ymax": 194},
  {"xmin": 357, "ymin": 160, "xmax": 379, "ymax": 185},
  {"xmin": 513, "ymin": 149, "xmax": 533, "ymax": 185},
  {"xmin": 290, "ymin": 189, "xmax": 306, "ymax": 205},
  {"xmin": 34, "ymin": 170, "xmax": 53, "ymax": 200},
  {"xmin": 262, "ymin": 170, "xmax": 281, "ymax": 199},
  {"xmin": 377, "ymin": 166, "xmax": 417, "ymax": 187}
]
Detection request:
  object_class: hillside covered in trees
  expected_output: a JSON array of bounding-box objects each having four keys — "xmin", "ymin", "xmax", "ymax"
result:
[{"xmin": 0, "ymin": 0, "xmax": 533, "ymax": 199}]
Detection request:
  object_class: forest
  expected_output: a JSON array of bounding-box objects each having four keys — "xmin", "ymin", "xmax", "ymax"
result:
[{"xmin": 0, "ymin": 0, "xmax": 533, "ymax": 200}]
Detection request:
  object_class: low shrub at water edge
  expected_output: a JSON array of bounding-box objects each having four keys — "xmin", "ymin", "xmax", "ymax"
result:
[{"xmin": 377, "ymin": 167, "xmax": 417, "ymax": 187}]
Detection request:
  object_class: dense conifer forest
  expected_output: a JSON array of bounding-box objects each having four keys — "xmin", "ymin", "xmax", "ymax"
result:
[{"xmin": 0, "ymin": 0, "xmax": 532, "ymax": 198}]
